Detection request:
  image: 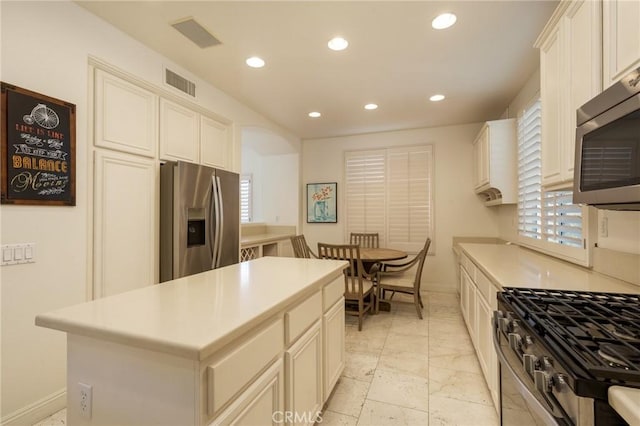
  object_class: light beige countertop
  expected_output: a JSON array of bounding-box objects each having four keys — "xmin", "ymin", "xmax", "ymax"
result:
[
  {"xmin": 36, "ymin": 257, "xmax": 347, "ymax": 361},
  {"xmin": 458, "ymin": 243, "xmax": 640, "ymax": 294},
  {"xmin": 241, "ymin": 232, "xmax": 294, "ymax": 246},
  {"xmin": 608, "ymin": 386, "xmax": 640, "ymax": 426}
]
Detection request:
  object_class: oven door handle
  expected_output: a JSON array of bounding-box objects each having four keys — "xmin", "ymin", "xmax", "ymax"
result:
[{"xmin": 493, "ymin": 317, "xmax": 564, "ymax": 426}]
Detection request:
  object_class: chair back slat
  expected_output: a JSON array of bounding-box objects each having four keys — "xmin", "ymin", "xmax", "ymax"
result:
[
  {"xmin": 317, "ymin": 243, "xmax": 365, "ymax": 297},
  {"xmin": 349, "ymin": 232, "xmax": 379, "ymax": 248},
  {"xmin": 290, "ymin": 235, "xmax": 317, "ymax": 259}
]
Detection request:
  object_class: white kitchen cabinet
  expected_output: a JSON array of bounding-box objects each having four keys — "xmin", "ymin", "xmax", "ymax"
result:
[
  {"xmin": 94, "ymin": 69, "xmax": 158, "ymax": 158},
  {"xmin": 160, "ymin": 98, "xmax": 200, "ymax": 163},
  {"xmin": 603, "ymin": 0, "xmax": 640, "ymax": 87},
  {"xmin": 472, "ymin": 119, "xmax": 517, "ymax": 206},
  {"xmin": 477, "ymin": 288, "xmax": 499, "ymax": 409},
  {"xmin": 93, "ymin": 149, "xmax": 157, "ymax": 298},
  {"xmin": 201, "ymin": 116, "xmax": 231, "ymax": 170},
  {"xmin": 458, "ymin": 254, "xmax": 499, "ymax": 412},
  {"xmin": 323, "ymin": 298, "xmax": 345, "ymax": 399},
  {"xmin": 211, "ymin": 359, "xmax": 284, "ymax": 426},
  {"xmin": 537, "ymin": 0, "xmax": 602, "ymax": 190},
  {"xmin": 285, "ymin": 320, "xmax": 323, "ymax": 426}
]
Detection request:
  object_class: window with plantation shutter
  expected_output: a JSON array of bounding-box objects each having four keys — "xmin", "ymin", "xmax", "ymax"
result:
[
  {"xmin": 345, "ymin": 150, "xmax": 386, "ymax": 244},
  {"xmin": 517, "ymin": 98, "xmax": 590, "ymax": 265},
  {"xmin": 240, "ymin": 174, "xmax": 252, "ymax": 223},
  {"xmin": 518, "ymin": 99, "xmax": 543, "ymax": 240},
  {"xmin": 345, "ymin": 146, "xmax": 433, "ymax": 253}
]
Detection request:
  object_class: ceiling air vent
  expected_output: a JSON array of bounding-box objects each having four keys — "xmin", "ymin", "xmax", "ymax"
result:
[
  {"xmin": 165, "ymin": 69, "xmax": 196, "ymax": 97},
  {"xmin": 171, "ymin": 18, "xmax": 221, "ymax": 49}
]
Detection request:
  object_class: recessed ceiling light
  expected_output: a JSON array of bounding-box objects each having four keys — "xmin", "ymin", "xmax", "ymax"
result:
[
  {"xmin": 364, "ymin": 104, "xmax": 378, "ymax": 110},
  {"xmin": 432, "ymin": 13, "xmax": 457, "ymax": 30},
  {"xmin": 430, "ymin": 94, "xmax": 445, "ymax": 102},
  {"xmin": 246, "ymin": 56, "xmax": 265, "ymax": 68},
  {"xmin": 308, "ymin": 111, "xmax": 321, "ymax": 118},
  {"xmin": 328, "ymin": 37, "xmax": 349, "ymax": 51}
]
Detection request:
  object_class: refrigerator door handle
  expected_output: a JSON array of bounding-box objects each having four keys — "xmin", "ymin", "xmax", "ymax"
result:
[
  {"xmin": 215, "ymin": 176, "xmax": 224, "ymax": 268},
  {"xmin": 211, "ymin": 175, "xmax": 222, "ymax": 268}
]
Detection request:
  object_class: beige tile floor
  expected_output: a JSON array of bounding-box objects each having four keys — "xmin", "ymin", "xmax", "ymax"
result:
[
  {"xmin": 33, "ymin": 291, "xmax": 498, "ymax": 426},
  {"xmin": 322, "ymin": 291, "xmax": 499, "ymax": 426}
]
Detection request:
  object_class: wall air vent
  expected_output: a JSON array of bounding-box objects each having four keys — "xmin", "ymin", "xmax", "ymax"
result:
[
  {"xmin": 171, "ymin": 18, "xmax": 221, "ymax": 49},
  {"xmin": 165, "ymin": 69, "xmax": 196, "ymax": 97}
]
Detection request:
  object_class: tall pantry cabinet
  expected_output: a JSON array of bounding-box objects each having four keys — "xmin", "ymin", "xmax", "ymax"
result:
[{"xmin": 89, "ymin": 60, "xmax": 234, "ymax": 298}]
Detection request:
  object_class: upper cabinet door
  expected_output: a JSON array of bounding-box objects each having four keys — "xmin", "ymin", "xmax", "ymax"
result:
[
  {"xmin": 603, "ymin": 0, "xmax": 640, "ymax": 87},
  {"xmin": 200, "ymin": 116, "xmax": 230, "ymax": 170},
  {"xmin": 540, "ymin": 23, "xmax": 564, "ymax": 187},
  {"xmin": 159, "ymin": 98, "xmax": 199, "ymax": 163},
  {"xmin": 94, "ymin": 69, "xmax": 158, "ymax": 157},
  {"xmin": 564, "ymin": 0, "xmax": 602, "ymax": 179}
]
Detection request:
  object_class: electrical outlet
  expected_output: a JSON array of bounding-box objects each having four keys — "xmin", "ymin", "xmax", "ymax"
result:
[
  {"xmin": 78, "ymin": 382, "xmax": 92, "ymax": 419},
  {"xmin": 599, "ymin": 217, "xmax": 609, "ymax": 237}
]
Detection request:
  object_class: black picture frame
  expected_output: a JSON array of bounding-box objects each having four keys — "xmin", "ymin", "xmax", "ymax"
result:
[
  {"xmin": 307, "ymin": 182, "xmax": 337, "ymax": 223},
  {"xmin": 1, "ymin": 82, "xmax": 76, "ymax": 206}
]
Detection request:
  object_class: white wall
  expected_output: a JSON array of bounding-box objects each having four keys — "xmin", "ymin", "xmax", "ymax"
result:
[
  {"xmin": 302, "ymin": 123, "xmax": 500, "ymax": 291},
  {"xmin": 0, "ymin": 1, "xmax": 298, "ymax": 422},
  {"xmin": 261, "ymin": 154, "xmax": 299, "ymax": 225}
]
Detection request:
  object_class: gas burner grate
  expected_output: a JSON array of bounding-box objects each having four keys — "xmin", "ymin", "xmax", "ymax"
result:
[{"xmin": 501, "ymin": 288, "xmax": 640, "ymax": 384}]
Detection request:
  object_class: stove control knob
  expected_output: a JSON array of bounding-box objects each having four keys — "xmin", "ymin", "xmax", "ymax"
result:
[
  {"xmin": 508, "ymin": 333, "xmax": 521, "ymax": 350},
  {"xmin": 534, "ymin": 369, "xmax": 552, "ymax": 393},
  {"xmin": 523, "ymin": 354, "xmax": 537, "ymax": 374},
  {"xmin": 553, "ymin": 374, "xmax": 567, "ymax": 392},
  {"xmin": 541, "ymin": 356, "xmax": 553, "ymax": 371},
  {"xmin": 523, "ymin": 335, "xmax": 534, "ymax": 348}
]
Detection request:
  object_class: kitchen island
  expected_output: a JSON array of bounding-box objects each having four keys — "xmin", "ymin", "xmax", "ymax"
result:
[{"xmin": 36, "ymin": 257, "xmax": 348, "ymax": 425}]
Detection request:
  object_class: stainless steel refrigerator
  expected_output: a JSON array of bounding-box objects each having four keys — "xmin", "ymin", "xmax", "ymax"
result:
[{"xmin": 160, "ymin": 161, "xmax": 239, "ymax": 282}]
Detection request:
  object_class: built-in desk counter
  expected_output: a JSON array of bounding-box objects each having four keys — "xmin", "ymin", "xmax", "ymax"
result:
[
  {"xmin": 240, "ymin": 224, "xmax": 295, "ymax": 261},
  {"xmin": 36, "ymin": 257, "xmax": 348, "ymax": 425}
]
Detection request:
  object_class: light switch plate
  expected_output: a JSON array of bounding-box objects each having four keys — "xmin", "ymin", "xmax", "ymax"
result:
[{"xmin": 1, "ymin": 243, "xmax": 36, "ymax": 266}]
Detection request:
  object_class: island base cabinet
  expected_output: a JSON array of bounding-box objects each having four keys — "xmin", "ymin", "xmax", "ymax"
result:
[
  {"xmin": 323, "ymin": 298, "xmax": 345, "ymax": 400},
  {"xmin": 285, "ymin": 321, "xmax": 323, "ymax": 426},
  {"xmin": 66, "ymin": 334, "xmax": 198, "ymax": 426},
  {"xmin": 210, "ymin": 359, "xmax": 284, "ymax": 426}
]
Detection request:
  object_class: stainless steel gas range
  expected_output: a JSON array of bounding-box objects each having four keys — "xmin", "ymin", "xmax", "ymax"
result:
[{"xmin": 493, "ymin": 288, "xmax": 640, "ymax": 425}]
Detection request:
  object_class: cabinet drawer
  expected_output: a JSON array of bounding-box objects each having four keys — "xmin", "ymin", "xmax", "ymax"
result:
[
  {"xmin": 207, "ymin": 318, "xmax": 284, "ymax": 415},
  {"xmin": 460, "ymin": 254, "xmax": 476, "ymax": 281},
  {"xmin": 476, "ymin": 270, "xmax": 495, "ymax": 304},
  {"xmin": 323, "ymin": 276, "xmax": 344, "ymax": 309},
  {"xmin": 286, "ymin": 291, "xmax": 322, "ymax": 345}
]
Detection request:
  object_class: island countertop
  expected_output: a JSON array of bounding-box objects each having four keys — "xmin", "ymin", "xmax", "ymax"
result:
[
  {"xmin": 458, "ymin": 243, "xmax": 640, "ymax": 294},
  {"xmin": 36, "ymin": 257, "xmax": 347, "ymax": 361}
]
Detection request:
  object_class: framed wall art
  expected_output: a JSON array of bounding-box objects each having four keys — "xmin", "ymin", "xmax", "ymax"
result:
[
  {"xmin": 307, "ymin": 182, "xmax": 337, "ymax": 223},
  {"xmin": 1, "ymin": 82, "xmax": 76, "ymax": 205}
]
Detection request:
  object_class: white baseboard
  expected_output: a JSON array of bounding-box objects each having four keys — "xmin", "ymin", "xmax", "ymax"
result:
[{"xmin": 2, "ymin": 388, "xmax": 66, "ymax": 426}]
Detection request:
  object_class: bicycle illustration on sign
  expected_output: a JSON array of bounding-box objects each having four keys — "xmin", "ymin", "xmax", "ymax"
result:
[{"xmin": 23, "ymin": 103, "xmax": 60, "ymax": 129}]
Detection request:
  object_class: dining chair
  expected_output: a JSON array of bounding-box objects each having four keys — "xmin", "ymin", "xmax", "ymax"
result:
[
  {"xmin": 318, "ymin": 243, "xmax": 377, "ymax": 331},
  {"xmin": 349, "ymin": 232, "xmax": 380, "ymax": 248},
  {"xmin": 376, "ymin": 238, "xmax": 431, "ymax": 319},
  {"xmin": 290, "ymin": 234, "xmax": 318, "ymax": 259}
]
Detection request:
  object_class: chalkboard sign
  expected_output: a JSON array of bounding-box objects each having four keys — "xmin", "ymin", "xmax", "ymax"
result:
[{"xmin": 1, "ymin": 83, "xmax": 76, "ymax": 205}]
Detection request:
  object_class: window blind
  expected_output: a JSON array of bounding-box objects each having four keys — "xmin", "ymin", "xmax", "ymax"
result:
[
  {"xmin": 240, "ymin": 174, "xmax": 252, "ymax": 223},
  {"xmin": 517, "ymin": 98, "xmax": 587, "ymax": 260},
  {"xmin": 345, "ymin": 150, "xmax": 386, "ymax": 244},
  {"xmin": 518, "ymin": 99, "xmax": 543, "ymax": 240},
  {"xmin": 345, "ymin": 146, "xmax": 433, "ymax": 253}
]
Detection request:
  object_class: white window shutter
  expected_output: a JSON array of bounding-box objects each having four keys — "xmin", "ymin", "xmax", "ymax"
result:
[
  {"xmin": 345, "ymin": 146, "xmax": 433, "ymax": 253},
  {"xmin": 387, "ymin": 146, "xmax": 433, "ymax": 252},
  {"xmin": 240, "ymin": 174, "xmax": 252, "ymax": 223},
  {"xmin": 345, "ymin": 150, "xmax": 386, "ymax": 245}
]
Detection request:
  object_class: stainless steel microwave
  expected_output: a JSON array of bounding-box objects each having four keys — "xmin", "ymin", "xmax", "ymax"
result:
[{"xmin": 574, "ymin": 67, "xmax": 640, "ymax": 210}]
